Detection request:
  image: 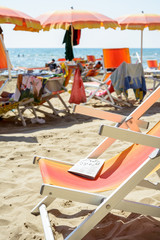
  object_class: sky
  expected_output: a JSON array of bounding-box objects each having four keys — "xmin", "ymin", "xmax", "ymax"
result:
[{"xmin": 1, "ymin": 0, "xmax": 160, "ymax": 49}]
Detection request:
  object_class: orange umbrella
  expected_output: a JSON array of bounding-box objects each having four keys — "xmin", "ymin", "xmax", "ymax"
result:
[
  {"xmin": 37, "ymin": 9, "xmax": 118, "ymax": 30},
  {"xmin": 0, "ymin": 5, "xmax": 41, "ymax": 32},
  {"xmin": 37, "ymin": 9, "xmax": 118, "ymax": 60},
  {"xmin": 116, "ymin": 12, "xmax": 160, "ymax": 62}
]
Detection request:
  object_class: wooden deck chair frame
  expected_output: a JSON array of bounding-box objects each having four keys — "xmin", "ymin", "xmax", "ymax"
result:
[
  {"xmin": 84, "ymin": 48, "xmax": 132, "ymax": 108},
  {"xmin": 34, "ymin": 89, "xmax": 70, "ymax": 118},
  {"xmin": 31, "ymin": 121, "xmax": 160, "ymax": 240},
  {"xmin": 144, "ymin": 68, "xmax": 160, "ymax": 93},
  {"xmin": 0, "ymin": 75, "xmax": 70, "ymax": 126},
  {"xmin": 74, "ymin": 86, "xmax": 160, "ymax": 158},
  {"xmin": 31, "ymin": 88, "xmax": 160, "ymax": 240},
  {"xmin": 17, "ymin": 80, "xmax": 70, "ymax": 126}
]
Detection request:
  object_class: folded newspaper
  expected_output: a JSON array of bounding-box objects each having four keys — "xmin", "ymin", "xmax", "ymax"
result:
[{"xmin": 68, "ymin": 158, "xmax": 105, "ymax": 179}]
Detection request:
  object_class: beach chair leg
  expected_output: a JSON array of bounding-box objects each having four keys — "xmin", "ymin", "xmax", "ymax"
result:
[
  {"xmin": 46, "ymin": 99, "xmax": 59, "ymax": 115},
  {"xmin": 17, "ymin": 106, "xmax": 26, "ymax": 127},
  {"xmin": 31, "ymin": 196, "xmax": 55, "ymax": 216},
  {"xmin": 30, "ymin": 104, "xmax": 39, "ymax": 118},
  {"xmin": 57, "ymin": 94, "xmax": 70, "ymax": 112},
  {"xmin": 39, "ymin": 204, "xmax": 55, "ymax": 240}
]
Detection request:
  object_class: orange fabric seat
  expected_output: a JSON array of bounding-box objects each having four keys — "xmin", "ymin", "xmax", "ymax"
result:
[
  {"xmin": 38, "ymin": 121, "xmax": 160, "ymax": 193},
  {"xmin": 147, "ymin": 59, "xmax": 158, "ymax": 69},
  {"xmin": 0, "ymin": 36, "xmax": 8, "ymax": 70},
  {"xmin": 87, "ymin": 55, "xmax": 96, "ymax": 62},
  {"xmin": 103, "ymin": 48, "xmax": 131, "ymax": 69}
]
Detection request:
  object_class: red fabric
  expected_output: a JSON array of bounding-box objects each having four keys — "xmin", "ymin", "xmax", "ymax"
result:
[
  {"xmin": 69, "ymin": 68, "xmax": 86, "ymax": 104},
  {"xmin": 73, "ymin": 29, "xmax": 81, "ymax": 45}
]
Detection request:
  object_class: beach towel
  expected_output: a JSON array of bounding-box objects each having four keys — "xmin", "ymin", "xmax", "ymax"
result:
[
  {"xmin": 14, "ymin": 75, "xmax": 47, "ymax": 103},
  {"xmin": 110, "ymin": 62, "xmax": 146, "ymax": 101}
]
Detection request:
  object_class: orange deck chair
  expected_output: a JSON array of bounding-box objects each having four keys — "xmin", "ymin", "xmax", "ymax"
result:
[
  {"xmin": 145, "ymin": 59, "xmax": 160, "ymax": 92},
  {"xmin": 147, "ymin": 59, "xmax": 158, "ymax": 69},
  {"xmin": 84, "ymin": 48, "xmax": 131, "ymax": 107},
  {"xmin": 87, "ymin": 55, "xmax": 96, "ymax": 63},
  {"xmin": 86, "ymin": 55, "xmax": 102, "ymax": 63},
  {"xmin": 31, "ymin": 111, "xmax": 160, "ymax": 240}
]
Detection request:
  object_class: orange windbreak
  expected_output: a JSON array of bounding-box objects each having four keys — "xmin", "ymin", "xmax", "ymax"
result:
[
  {"xmin": 147, "ymin": 60, "xmax": 158, "ymax": 69},
  {"xmin": 103, "ymin": 48, "xmax": 131, "ymax": 69},
  {"xmin": 39, "ymin": 121, "xmax": 160, "ymax": 193},
  {"xmin": 0, "ymin": 38, "xmax": 8, "ymax": 69}
]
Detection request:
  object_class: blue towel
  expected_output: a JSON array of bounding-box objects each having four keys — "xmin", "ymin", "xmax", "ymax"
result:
[{"xmin": 110, "ymin": 62, "xmax": 146, "ymax": 101}]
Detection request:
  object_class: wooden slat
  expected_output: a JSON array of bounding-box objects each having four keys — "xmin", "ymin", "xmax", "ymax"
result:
[{"xmin": 99, "ymin": 125, "xmax": 160, "ymax": 148}]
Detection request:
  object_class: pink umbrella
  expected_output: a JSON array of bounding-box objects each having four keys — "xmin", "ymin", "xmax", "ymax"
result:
[
  {"xmin": 116, "ymin": 12, "xmax": 160, "ymax": 62},
  {"xmin": 0, "ymin": 5, "xmax": 41, "ymax": 32},
  {"xmin": 37, "ymin": 9, "xmax": 118, "ymax": 30}
]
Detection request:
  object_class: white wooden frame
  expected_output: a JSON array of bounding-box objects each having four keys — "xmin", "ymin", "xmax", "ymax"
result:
[
  {"xmin": 74, "ymin": 86, "xmax": 160, "ymax": 158},
  {"xmin": 31, "ymin": 147, "xmax": 160, "ymax": 240}
]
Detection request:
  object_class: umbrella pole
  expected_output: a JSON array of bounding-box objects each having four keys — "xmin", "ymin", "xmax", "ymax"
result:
[
  {"xmin": 141, "ymin": 30, "xmax": 143, "ymax": 64},
  {"xmin": 71, "ymin": 24, "xmax": 74, "ymax": 62}
]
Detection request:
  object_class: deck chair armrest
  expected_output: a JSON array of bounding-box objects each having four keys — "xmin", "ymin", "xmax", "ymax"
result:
[
  {"xmin": 99, "ymin": 124, "xmax": 160, "ymax": 148},
  {"xmin": 73, "ymin": 105, "xmax": 149, "ymax": 129},
  {"xmin": 33, "ymin": 155, "xmax": 74, "ymax": 166}
]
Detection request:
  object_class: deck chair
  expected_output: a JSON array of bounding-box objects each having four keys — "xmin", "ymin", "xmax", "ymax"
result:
[
  {"xmin": 84, "ymin": 48, "xmax": 132, "ymax": 107},
  {"xmin": 31, "ymin": 120, "xmax": 160, "ymax": 240},
  {"xmin": 86, "ymin": 55, "xmax": 102, "ymax": 63},
  {"xmin": 18, "ymin": 72, "xmax": 71, "ymax": 124},
  {"xmin": 144, "ymin": 60, "xmax": 160, "ymax": 93},
  {"xmin": 147, "ymin": 59, "xmax": 158, "ymax": 69},
  {"xmin": 0, "ymin": 74, "xmax": 51, "ymax": 126},
  {"xmin": 0, "ymin": 73, "xmax": 70, "ymax": 126},
  {"xmin": 74, "ymin": 86, "xmax": 160, "ymax": 158},
  {"xmin": 31, "ymin": 87, "xmax": 160, "ymax": 240},
  {"xmin": 0, "ymin": 35, "xmax": 12, "ymax": 92},
  {"xmin": 82, "ymin": 68, "xmax": 100, "ymax": 81}
]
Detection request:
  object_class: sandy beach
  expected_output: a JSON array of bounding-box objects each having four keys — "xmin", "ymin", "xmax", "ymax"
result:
[{"xmin": 0, "ymin": 77, "xmax": 160, "ymax": 240}]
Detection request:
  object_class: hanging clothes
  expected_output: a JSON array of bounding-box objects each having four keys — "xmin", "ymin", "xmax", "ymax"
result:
[
  {"xmin": 62, "ymin": 26, "xmax": 74, "ymax": 61},
  {"xmin": 73, "ymin": 29, "xmax": 81, "ymax": 46},
  {"xmin": 62, "ymin": 26, "xmax": 81, "ymax": 60}
]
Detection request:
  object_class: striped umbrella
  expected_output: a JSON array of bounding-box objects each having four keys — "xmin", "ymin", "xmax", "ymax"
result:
[
  {"xmin": 37, "ymin": 9, "xmax": 118, "ymax": 60},
  {"xmin": 116, "ymin": 12, "xmax": 160, "ymax": 62},
  {"xmin": 37, "ymin": 9, "xmax": 118, "ymax": 30},
  {"xmin": 0, "ymin": 5, "xmax": 41, "ymax": 32}
]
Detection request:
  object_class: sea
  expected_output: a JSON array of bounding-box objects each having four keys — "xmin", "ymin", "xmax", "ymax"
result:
[{"xmin": 7, "ymin": 47, "xmax": 160, "ymax": 70}]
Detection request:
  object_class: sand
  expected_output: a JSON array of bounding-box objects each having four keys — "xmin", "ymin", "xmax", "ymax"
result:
[{"xmin": 0, "ymin": 76, "xmax": 160, "ymax": 240}]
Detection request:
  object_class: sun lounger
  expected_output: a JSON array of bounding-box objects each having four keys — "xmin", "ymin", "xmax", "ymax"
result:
[
  {"xmin": 31, "ymin": 86, "xmax": 160, "ymax": 239},
  {"xmin": 31, "ymin": 119, "xmax": 160, "ymax": 240},
  {"xmin": 0, "ymin": 73, "xmax": 70, "ymax": 126},
  {"xmin": 84, "ymin": 48, "xmax": 133, "ymax": 108}
]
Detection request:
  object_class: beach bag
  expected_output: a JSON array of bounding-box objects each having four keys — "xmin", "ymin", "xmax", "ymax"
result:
[{"xmin": 69, "ymin": 68, "xmax": 86, "ymax": 104}]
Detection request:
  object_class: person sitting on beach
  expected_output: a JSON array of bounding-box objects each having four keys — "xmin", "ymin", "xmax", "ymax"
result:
[
  {"xmin": 0, "ymin": 91, "xmax": 14, "ymax": 102},
  {"xmin": 94, "ymin": 61, "xmax": 103, "ymax": 70},
  {"xmin": 47, "ymin": 58, "xmax": 57, "ymax": 71}
]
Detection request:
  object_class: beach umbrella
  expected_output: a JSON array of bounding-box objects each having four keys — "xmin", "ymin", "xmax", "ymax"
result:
[
  {"xmin": 0, "ymin": 5, "xmax": 42, "ymax": 32},
  {"xmin": 116, "ymin": 12, "xmax": 160, "ymax": 63},
  {"xmin": 37, "ymin": 9, "xmax": 118, "ymax": 30},
  {"xmin": 37, "ymin": 9, "xmax": 118, "ymax": 60}
]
